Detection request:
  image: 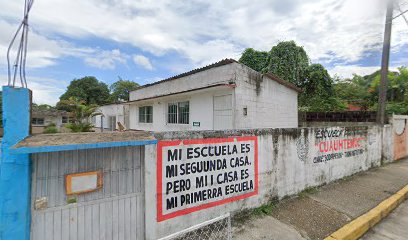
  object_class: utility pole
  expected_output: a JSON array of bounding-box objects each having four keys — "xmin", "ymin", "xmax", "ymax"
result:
[{"xmin": 377, "ymin": 0, "xmax": 394, "ymax": 124}]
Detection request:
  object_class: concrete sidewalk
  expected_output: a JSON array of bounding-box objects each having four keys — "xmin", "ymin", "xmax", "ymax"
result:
[{"xmin": 233, "ymin": 158, "xmax": 408, "ymax": 240}]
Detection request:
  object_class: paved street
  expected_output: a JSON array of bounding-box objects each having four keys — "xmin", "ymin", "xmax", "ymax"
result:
[
  {"xmin": 362, "ymin": 201, "xmax": 408, "ymax": 240},
  {"xmin": 233, "ymin": 158, "xmax": 408, "ymax": 240}
]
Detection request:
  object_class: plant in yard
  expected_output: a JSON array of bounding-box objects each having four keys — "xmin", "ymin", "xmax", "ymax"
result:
[
  {"xmin": 43, "ymin": 123, "xmax": 58, "ymax": 134},
  {"xmin": 57, "ymin": 97, "xmax": 101, "ymax": 132}
]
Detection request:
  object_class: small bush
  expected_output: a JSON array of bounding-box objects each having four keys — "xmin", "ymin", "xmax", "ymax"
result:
[
  {"xmin": 44, "ymin": 125, "xmax": 58, "ymax": 134},
  {"xmin": 65, "ymin": 122, "xmax": 94, "ymax": 132}
]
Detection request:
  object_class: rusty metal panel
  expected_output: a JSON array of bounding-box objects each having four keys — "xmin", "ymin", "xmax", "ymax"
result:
[{"xmin": 31, "ymin": 146, "xmax": 145, "ymax": 240}]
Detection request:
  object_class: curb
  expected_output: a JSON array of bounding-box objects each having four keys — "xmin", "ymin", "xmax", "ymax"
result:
[{"xmin": 325, "ymin": 184, "xmax": 408, "ymax": 240}]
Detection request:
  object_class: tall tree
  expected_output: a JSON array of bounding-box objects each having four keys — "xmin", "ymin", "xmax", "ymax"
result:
[
  {"xmin": 370, "ymin": 67, "xmax": 407, "ymax": 102},
  {"xmin": 334, "ymin": 74, "xmax": 372, "ymax": 110},
  {"xmin": 302, "ymin": 64, "xmax": 333, "ymax": 97},
  {"xmin": 268, "ymin": 41, "xmax": 310, "ymax": 87},
  {"xmin": 299, "ymin": 64, "xmax": 345, "ymax": 111},
  {"xmin": 109, "ymin": 79, "xmax": 140, "ymax": 102},
  {"xmin": 239, "ymin": 48, "xmax": 269, "ymax": 72},
  {"xmin": 59, "ymin": 76, "xmax": 110, "ymax": 106}
]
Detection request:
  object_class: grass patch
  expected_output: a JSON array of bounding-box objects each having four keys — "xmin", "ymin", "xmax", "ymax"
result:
[
  {"xmin": 252, "ymin": 201, "xmax": 276, "ymax": 216},
  {"xmin": 298, "ymin": 186, "xmax": 318, "ymax": 198},
  {"xmin": 233, "ymin": 199, "xmax": 278, "ymax": 226}
]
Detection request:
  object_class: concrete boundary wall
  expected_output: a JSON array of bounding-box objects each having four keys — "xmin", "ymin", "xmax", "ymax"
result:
[
  {"xmin": 145, "ymin": 125, "xmax": 393, "ymax": 239},
  {"xmin": 392, "ymin": 115, "xmax": 408, "ymax": 160}
]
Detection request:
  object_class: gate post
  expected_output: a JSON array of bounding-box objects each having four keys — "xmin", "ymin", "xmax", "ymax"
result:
[{"xmin": 0, "ymin": 86, "xmax": 32, "ymax": 240}]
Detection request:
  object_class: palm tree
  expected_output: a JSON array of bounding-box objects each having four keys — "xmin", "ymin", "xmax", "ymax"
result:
[{"xmin": 57, "ymin": 97, "xmax": 101, "ymax": 132}]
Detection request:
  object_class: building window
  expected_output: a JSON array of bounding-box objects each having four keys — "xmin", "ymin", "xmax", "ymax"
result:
[
  {"xmin": 139, "ymin": 106, "xmax": 153, "ymax": 123},
  {"xmin": 167, "ymin": 101, "xmax": 189, "ymax": 124},
  {"xmin": 32, "ymin": 118, "xmax": 45, "ymax": 125},
  {"xmin": 62, "ymin": 116, "xmax": 75, "ymax": 124},
  {"xmin": 62, "ymin": 116, "xmax": 68, "ymax": 123}
]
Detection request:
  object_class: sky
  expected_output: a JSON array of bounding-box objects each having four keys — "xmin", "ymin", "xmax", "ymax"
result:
[{"xmin": 0, "ymin": 0, "xmax": 408, "ymax": 105}]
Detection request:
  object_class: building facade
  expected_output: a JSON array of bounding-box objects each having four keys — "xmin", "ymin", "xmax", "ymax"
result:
[
  {"xmin": 31, "ymin": 109, "xmax": 71, "ymax": 134},
  {"xmin": 93, "ymin": 104, "xmax": 129, "ymax": 131},
  {"xmin": 127, "ymin": 59, "xmax": 300, "ymax": 132}
]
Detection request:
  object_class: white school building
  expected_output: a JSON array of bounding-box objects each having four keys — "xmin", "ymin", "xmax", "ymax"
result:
[{"xmin": 96, "ymin": 59, "xmax": 301, "ymax": 132}]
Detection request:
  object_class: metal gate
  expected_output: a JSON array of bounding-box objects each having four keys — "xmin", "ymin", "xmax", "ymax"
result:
[
  {"xmin": 213, "ymin": 94, "xmax": 233, "ymax": 130},
  {"xmin": 30, "ymin": 146, "xmax": 145, "ymax": 240},
  {"xmin": 158, "ymin": 214, "xmax": 231, "ymax": 240}
]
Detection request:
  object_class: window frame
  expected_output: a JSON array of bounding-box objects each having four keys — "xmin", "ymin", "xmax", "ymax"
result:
[
  {"xmin": 167, "ymin": 101, "xmax": 189, "ymax": 125},
  {"xmin": 62, "ymin": 116, "xmax": 68, "ymax": 124},
  {"xmin": 32, "ymin": 117, "xmax": 45, "ymax": 125},
  {"xmin": 139, "ymin": 106, "xmax": 153, "ymax": 123}
]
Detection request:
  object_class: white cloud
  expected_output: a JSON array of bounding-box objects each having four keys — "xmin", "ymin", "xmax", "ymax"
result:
[
  {"xmin": 0, "ymin": 75, "xmax": 67, "ymax": 105},
  {"xmin": 0, "ymin": 0, "xmax": 398, "ymax": 68},
  {"xmin": 84, "ymin": 49, "xmax": 128, "ymax": 70},
  {"xmin": 328, "ymin": 65, "xmax": 399, "ymax": 79},
  {"xmin": 133, "ymin": 54, "xmax": 154, "ymax": 70},
  {"xmin": 328, "ymin": 65, "xmax": 380, "ymax": 79},
  {"xmin": 1, "ymin": 0, "xmax": 407, "ymax": 75},
  {"xmin": 0, "ymin": 19, "xmax": 93, "ymax": 69}
]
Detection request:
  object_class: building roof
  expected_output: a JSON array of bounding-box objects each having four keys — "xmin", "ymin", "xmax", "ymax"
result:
[
  {"xmin": 133, "ymin": 58, "xmax": 237, "ymax": 91},
  {"xmin": 11, "ymin": 131, "xmax": 157, "ymax": 154},
  {"xmin": 130, "ymin": 58, "xmax": 301, "ymax": 95},
  {"xmin": 263, "ymin": 73, "xmax": 303, "ymax": 93},
  {"xmin": 32, "ymin": 109, "xmax": 70, "ymax": 117}
]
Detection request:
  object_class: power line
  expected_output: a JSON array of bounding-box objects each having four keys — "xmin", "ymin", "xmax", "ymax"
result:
[
  {"xmin": 396, "ymin": 1, "xmax": 408, "ymax": 27},
  {"xmin": 392, "ymin": 9, "xmax": 408, "ymax": 19},
  {"xmin": 6, "ymin": 0, "xmax": 34, "ymax": 88}
]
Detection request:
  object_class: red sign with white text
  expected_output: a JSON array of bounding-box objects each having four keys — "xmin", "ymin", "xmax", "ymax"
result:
[{"xmin": 157, "ymin": 136, "xmax": 258, "ymax": 222}]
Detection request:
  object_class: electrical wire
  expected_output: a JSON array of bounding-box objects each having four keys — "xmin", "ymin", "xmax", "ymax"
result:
[
  {"xmin": 6, "ymin": 0, "xmax": 34, "ymax": 88},
  {"xmin": 396, "ymin": 1, "xmax": 408, "ymax": 28}
]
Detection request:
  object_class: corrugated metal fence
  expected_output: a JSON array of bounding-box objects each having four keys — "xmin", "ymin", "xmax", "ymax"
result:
[{"xmin": 30, "ymin": 146, "xmax": 145, "ymax": 240}]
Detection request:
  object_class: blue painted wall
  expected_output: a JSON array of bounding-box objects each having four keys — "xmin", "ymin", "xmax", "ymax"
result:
[{"xmin": 0, "ymin": 87, "xmax": 32, "ymax": 240}]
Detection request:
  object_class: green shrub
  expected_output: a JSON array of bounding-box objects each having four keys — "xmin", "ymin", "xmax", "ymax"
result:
[
  {"xmin": 44, "ymin": 125, "xmax": 58, "ymax": 134},
  {"xmin": 65, "ymin": 122, "xmax": 94, "ymax": 132}
]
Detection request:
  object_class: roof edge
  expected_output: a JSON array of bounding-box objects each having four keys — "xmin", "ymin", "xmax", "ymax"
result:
[
  {"xmin": 263, "ymin": 73, "xmax": 303, "ymax": 93},
  {"xmin": 131, "ymin": 58, "xmax": 237, "ymax": 92}
]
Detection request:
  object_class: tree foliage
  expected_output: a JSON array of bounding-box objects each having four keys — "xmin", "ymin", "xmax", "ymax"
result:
[
  {"xmin": 268, "ymin": 41, "xmax": 310, "ymax": 87},
  {"xmin": 334, "ymin": 74, "xmax": 372, "ymax": 110},
  {"xmin": 57, "ymin": 97, "xmax": 101, "ymax": 132},
  {"xmin": 59, "ymin": 76, "xmax": 110, "ymax": 106},
  {"xmin": 334, "ymin": 67, "xmax": 408, "ymax": 114},
  {"xmin": 370, "ymin": 67, "xmax": 407, "ymax": 102},
  {"xmin": 299, "ymin": 64, "xmax": 346, "ymax": 111},
  {"xmin": 109, "ymin": 78, "xmax": 140, "ymax": 102},
  {"xmin": 32, "ymin": 103, "xmax": 55, "ymax": 111},
  {"xmin": 239, "ymin": 48, "xmax": 269, "ymax": 72}
]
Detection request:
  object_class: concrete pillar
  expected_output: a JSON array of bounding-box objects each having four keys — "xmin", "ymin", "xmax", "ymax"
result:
[{"xmin": 0, "ymin": 86, "xmax": 32, "ymax": 240}]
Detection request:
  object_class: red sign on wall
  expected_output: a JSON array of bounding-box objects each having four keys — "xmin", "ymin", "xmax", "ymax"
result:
[{"xmin": 157, "ymin": 136, "xmax": 258, "ymax": 222}]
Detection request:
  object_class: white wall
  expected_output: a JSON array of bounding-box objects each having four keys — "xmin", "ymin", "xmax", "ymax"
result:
[
  {"xmin": 130, "ymin": 64, "xmax": 235, "ymax": 101},
  {"xmin": 145, "ymin": 125, "xmax": 391, "ymax": 239},
  {"xmin": 129, "ymin": 88, "xmax": 234, "ymax": 131},
  {"xmin": 233, "ymin": 63, "xmax": 298, "ymax": 129},
  {"xmin": 129, "ymin": 62, "xmax": 299, "ymax": 132},
  {"xmin": 94, "ymin": 104, "xmax": 127, "ymax": 130}
]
